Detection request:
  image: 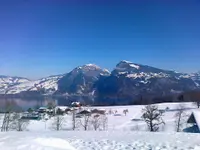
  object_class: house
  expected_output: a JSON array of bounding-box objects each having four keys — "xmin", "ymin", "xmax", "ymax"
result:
[
  {"xmin": 186, "ymin": 110, "xmax": 200, "ymax": 133},
  {"xmin": 71, "ymin": 102, "xmax": 82, "ymax": 107},
  {"xmin": 91, "ymin": 109, "xmax": 106, "ymax": 115},
  {"xmin": 54, "ymin": 106, "xmax": 70, "ymax": 115},
  {"xmin": 21, "ymin": 112, "xmax": 41, "ymax": 120},
  {"xmin": 55, "ymin": 106, "xmax": 69, "ymax": 112},
  {"xmin": 77, "ymin": 110, "xmax": 91, "ymax": 116},
  {"xmin": 21, "ymin": 115, "xmax": 41, "ymax": 120},
  {"xmin": 38, "ymin": 107, "xmax": 48, "ymax": 113}
]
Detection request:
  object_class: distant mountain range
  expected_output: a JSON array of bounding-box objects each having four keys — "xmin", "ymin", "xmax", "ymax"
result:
[
  {"xmin": 0, "ymin": 75, "xmax": 63, "ymax": 95},
  {"xmin": 0, "ymin": 60, "xmax": 200, "ymax": 105}
]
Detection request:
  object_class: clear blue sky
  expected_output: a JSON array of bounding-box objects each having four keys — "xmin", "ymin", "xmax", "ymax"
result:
[{"xmin": 0, "ymin": 0, "xmax": 200, "ymax": 79}]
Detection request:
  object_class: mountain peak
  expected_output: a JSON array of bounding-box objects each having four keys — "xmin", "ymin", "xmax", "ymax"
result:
[
  {"xmin": 84, "ymin": 64, "xmax": 101, "ymax": 69},
  {"xmin": 73, "ymin": 64, "xmax": 110, "ymax": 74},
  {"xmin": 68, "ymin": 63, "xmax": 110, "ymax": 78},
  {"xmin": 74, "ymin": 64, "xmax": 101, "ymax": 71},
  {"xmin": 117, "ymin": 60, "xmax": 140, "ymax": 70},
  {"xmin": 121, "ymin": 60, "xmax": 133, "ymax": 64}
]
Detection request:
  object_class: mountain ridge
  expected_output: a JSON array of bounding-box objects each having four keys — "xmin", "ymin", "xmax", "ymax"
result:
[{"xmin": 0, "ymin": 60, "xmax": 200, "ymax": 105}]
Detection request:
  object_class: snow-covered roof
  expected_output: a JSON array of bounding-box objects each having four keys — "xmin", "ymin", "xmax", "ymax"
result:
[
  {"xmin": 71, "ymin": 102, "xmax": 81, "ymax": 106},
  {"xmin": 55, "ymin": 106, "xmax": 69, "ymax": 111},
  {"xmin": 39, "ymin": 107, "xmax": 48, "ymax": 110},
  {"xmin": 188, "ymin": 110, "xmax": 200, "ymax": 130},
  {"xmin": 77, "ymin": 110, "xmax": 91, "ymax": 115}
]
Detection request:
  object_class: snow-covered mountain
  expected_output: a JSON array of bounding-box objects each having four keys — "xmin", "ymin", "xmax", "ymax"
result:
[
  {"xmin": 0, "ymin": 76, "xmax": 30, "ymax": 94},
  {"xmin": 112, "ymin": 60, "xmax": 198, "ymax": 89},
  {"xmin": 113, "ymin": 60, "xmax": 183, "ymax": 76},
  {"xmin": 0, "ymin": 64, "xmax": 110, "ymax": 95},
  {"xmin": 189, "ymin": 72, "xmax": 200, "ymax": 87},
  {"xmin": 95, "ymin": 60, "xmax": 200, "ymax": 105},
  {"xmin": 0, "ymin": 61, "xmax": 200, "ymax": 105},
  {"xmin": 0, "ymin": 75, "xmax": 63, "ymax": 94},
  {"xmin": 57, "ymin": 64, "xmax": 110, "ymax": 95}
]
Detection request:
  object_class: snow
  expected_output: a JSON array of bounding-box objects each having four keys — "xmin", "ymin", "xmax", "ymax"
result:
[
  {"xmin": 126, "ymin": 73, "xmax": 143, "ymax": 78},
  {"xmin": 170, "ymin": 89, "xmax": 182, "ymax": 94},
  {"xmin": 118, "ymin": 71, "xmax": 127, "ymax": 75},
  {"xmin": 27, "ymin": 103, "xmax": 194, "ymax": 132},
  {"xmin": 0, "ymin": 133, "xmax": 76, "ymax": 150},
  {"xmin": 84, "ymin": 64, "xmax": 101, "ymax": 69},
  {"xmin": 1, "ymin": 131, "xmax": 200, "ymax": 150},
  {"xmin": 34, "ymin": 137, "xmax": 76, "ymax": 150},
  {"xmin": 121, "ymin": 60, "xmax": 133, "ymax": 64},
  {"xmin": 86, "ymin": 64, "xmax": 97, "ymax": 67},
  {"xmin": 118, "ymin": 60, "xmax": 140, "ymax": 69},
  {"xmin": 194, "ymin": 82, "xmax": 200, "ymax": 87},
  {"xmin": 140, "ymin": 80, "xmax": 148, "ymax": 84},
  {"xmin": 126, "ymin": 72, "xmax": 169, "ymax": 79},
  {"xmin": 129, "ymin": 64, "xmax": 140, "ymax": 69},
  {"xmin": 39, "ymin": 107, "xmax": 48, "ymax": 110},
  {"xmin": 1, "ymin": 75, "xmax": 62, "ymax": 94},
  {"xmin": 179, "ymin": 74, "xmax": 191, "ymax": 78},
  {"xmin": 0, "ymin": 76, "xmax": 30, "ymax": 94},
  {"xmin": 0, "ymin": 102, "xmax": 200, "ymax": 150},
  {"xmin": 103, "ymin": 69, "xmax": 110, "ymax": 74},
  {"xmin": 73, "ymin": 64, "xmax": 109, "ymax": 78}
]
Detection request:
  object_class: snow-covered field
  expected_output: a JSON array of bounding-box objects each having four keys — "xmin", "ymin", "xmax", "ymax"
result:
[
  {"xmin": 23, "ymin": 102, "xmax": 196, "ymax": 132},
  {"xmin": 1, "ymin": 102, "xmax": 200, "ymax": 150},
  {"xmin": 1, "ymin": 131, "xmax": 200, "ymax": 150}
]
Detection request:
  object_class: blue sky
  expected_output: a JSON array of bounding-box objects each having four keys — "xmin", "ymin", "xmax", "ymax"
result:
[{"xmin": 0, "ymin": 0, "xmax": 200, "ymax": 79}]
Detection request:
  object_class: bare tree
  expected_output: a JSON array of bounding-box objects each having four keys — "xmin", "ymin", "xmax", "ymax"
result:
[
  {"xmin": 10, "ymin": 113, "xmax": 29, "ymax": 131},
  {"xmin": 91, "ymin": 114, "xmax": 101, "ymax": 131},
  {"xmin": 1, "ymin": 101, "xmax": 18, "ymax": 132},
  {"xmin": 72, "ymin": 107, "xmax": 76, "ymax": 130},
  {"xmin": 142, "ymin": 105, "xmax": 165, "ymax": 132},
  {"xmin": 101, "ymin": 115, "xmax": 108, "ymax": 131},
  {"xmin": 175, "ymin": 104, "xmax": 187, "ymax": 132},
  {"xmin": 47, "ymin": 101, "xmax": 55, "ymax": 109},
  {"xmin": 56, "ymin": 108, "xmax": 64, "ymax": 115},
  {"xmin": 89, "ymin": 114, "xmax": 108, "ymax": 131},
  {"xmin": 79, "ymin": 114, "xmax": 91, "ymax": 131},
  {"xmin": 51, "ymin": 115, "xmax": 64, "ymax": 131},
  {"xmin": 192, "ymin": 98, "xmax": 200, "ymax": 108},
  {"xmin": 123, "ymin": 109, "xmax": 129, "ymax": 116},
  {"xmin": 196, "ymin": 101, "xmax": 200, "ymax": 108}
]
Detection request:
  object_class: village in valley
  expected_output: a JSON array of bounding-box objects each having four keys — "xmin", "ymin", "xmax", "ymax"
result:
[{"xmin": 1, "ymin": 99, "xmax": 200, "ymax": 134}]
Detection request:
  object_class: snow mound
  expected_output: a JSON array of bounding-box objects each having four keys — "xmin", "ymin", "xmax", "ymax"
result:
[
  {"xmin": 34, "ymin": 137, "xmax": 76, "ymax": 150},
  {"xmin": 0, "ymin": 135, "xmax": 76, "ymax": 150}
]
